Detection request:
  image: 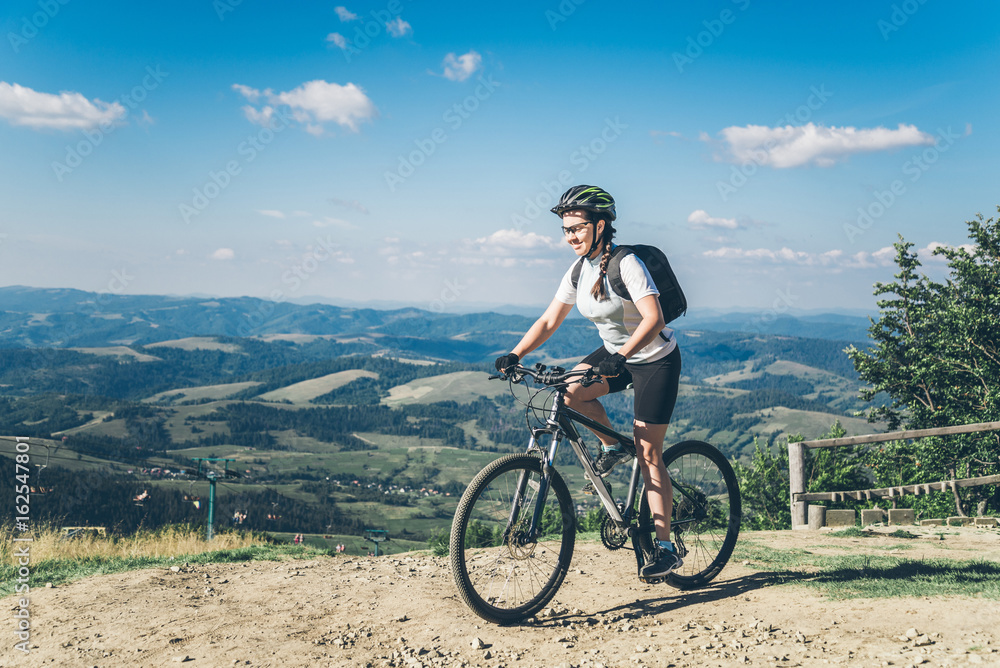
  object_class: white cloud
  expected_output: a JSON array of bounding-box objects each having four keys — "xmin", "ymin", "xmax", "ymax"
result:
[
  {"xmin": 688, "ymin": 209, "xmax": 739, "ymax": 230},
  {"xmin": 386, "ymin": 17, "xmax": 412, "ymax": 37},
  {"xmin": 258, "ymin": 210, "xmax": 285, "ymax": 219},
  {"xmin": 473, "ymin": 229, "xmax": 561, "ymax": 250},
  {"xmin": 326, "ymin": 32, "xmax": 348, "ymax": 49},
  {"xmin": 241, "ymin": 105, "xmax": 274, "ymax": 126},
  {"xmin": 335, "ymin": 6, "xmax": 358, "ymax": 21},
  {"xmin": 272, "ymin": 80, "xmax": 376, "ymax": 131},
  {"xmin": 710, "ymin": 122, "xmax": 936, "ymax": 168},
  {"xmin": 231, "ymin": 83, "xmax": 263, "ymax": 103},
  {"xmin": 234, "ymin": 80, "xmax": 377, "ymax": 133},
  {"xmin": 441, "ymin": 50, "xmax": 482, "ymax": 82},
  {"xmin": 702, "ymin": 245, "xmax": 898, "ymax": 268},
  {"xmin": 0, "ymin": 81, "xmax": 127, "ymax": 131},
  {"xmin": 312, "ymin": 217, "xmax": 354, "ymax": 229},
  {"xmin": 210, "ymin": 248, "xmax": 235, "ymax": 260},
  {"xmin": 329, "ymin": 198, "xmax": 369, "ymax": 214},
  {"xmin": 921, "ymin": 241, "xmax": 976, "ymax": 260}
]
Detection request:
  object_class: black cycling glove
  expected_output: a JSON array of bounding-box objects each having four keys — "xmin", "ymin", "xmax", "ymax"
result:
[
  {"xmin": 495, "ymin": 352, "xmax": 520, "ymax": 373},
  {"xmin": 597, "ymin": 352, "xmax": 627, "ymax": 377}
]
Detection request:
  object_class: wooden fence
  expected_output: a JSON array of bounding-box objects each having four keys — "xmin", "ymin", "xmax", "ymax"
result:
[{"xmin": 788, "ymin": 421, "xmax": 1000, "ymax": 529}]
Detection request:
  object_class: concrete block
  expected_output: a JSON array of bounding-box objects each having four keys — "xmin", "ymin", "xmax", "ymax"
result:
[
  {"xmin": 888, "ymin": 508, "xmax": 915, "ymax": 525},
  {"xmin": 807, "ymin": 505, "xmax": 826, "ymax": 530},
  {"xmin": 974, "ymin": 517, "xmax": 999, "ymax": 527},
  {"xmin": 825, "ymin": 510, "xmax": 856, "ymax": 527},
  {"xmin": 860, "ymin": 509, "xmax": 885, "ymax": 526},
  {"xmin": 947, "ymin": 516, "xmax": 973, "ymax": 526},
  {"xmin": 919, "ymin": 518, "xmax": 944, "ymax": 527}
]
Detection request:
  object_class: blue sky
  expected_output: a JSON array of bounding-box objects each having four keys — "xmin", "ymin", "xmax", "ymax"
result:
[{"xmin": 1, "ymin": 1, "xmax": 997, "ymax": 315}]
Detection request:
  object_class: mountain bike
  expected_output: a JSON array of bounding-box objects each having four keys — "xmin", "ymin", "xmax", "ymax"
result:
[{"xmin": 449, "ymin": 363, "xmax": 741, "ymax": 625}]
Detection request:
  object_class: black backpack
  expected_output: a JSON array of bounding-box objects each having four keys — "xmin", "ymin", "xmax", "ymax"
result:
[{"xmin": 571, "ymin": 244, "xmax": 688, "ymax": 324}]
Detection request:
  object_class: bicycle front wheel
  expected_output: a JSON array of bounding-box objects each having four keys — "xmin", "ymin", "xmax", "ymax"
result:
[
  {"xmin": 449, "ymin": 453, "xmax": 575, "ymax": 625},
  {"xmin": 638, "ymin": 440, "xmax": 741, "ymax": 589}
]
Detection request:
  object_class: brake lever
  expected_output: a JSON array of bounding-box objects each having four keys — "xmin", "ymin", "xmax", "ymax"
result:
[
  {"xmin": 489, "ymin": 368, "xmax": 524, "ymax": 384},
  {"xmin": 580, "ymin": 372, "xmax": 605, "ymax": 388}
]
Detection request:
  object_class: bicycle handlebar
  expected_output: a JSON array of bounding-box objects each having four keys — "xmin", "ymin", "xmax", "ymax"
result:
[{"xmin": 489, "ymin": 363, "xmax": 603, "ymax": 389}]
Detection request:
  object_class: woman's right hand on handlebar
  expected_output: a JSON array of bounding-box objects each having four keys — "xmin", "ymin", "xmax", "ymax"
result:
[{"xmin": 495, "ymin": 352, "xmax": 520, "ymax": 373}]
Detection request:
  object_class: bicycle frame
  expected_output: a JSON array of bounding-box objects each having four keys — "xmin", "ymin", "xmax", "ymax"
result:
[
  {"xmin": 512, "ymin": 375, "xmax": 705, "ymax": 547},
  {"xmin": 518, "ymin": 382, "xmax": 642, "ymax": 539}
]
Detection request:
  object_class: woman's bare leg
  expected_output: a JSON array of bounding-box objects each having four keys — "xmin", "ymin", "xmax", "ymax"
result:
[
  {"xmin": 563, "ymin": 363, "xmax": 618, "ymax": 448},
  {"xmin": 634, "ymin": 420, "xmax": 672, "ymax": 541}
]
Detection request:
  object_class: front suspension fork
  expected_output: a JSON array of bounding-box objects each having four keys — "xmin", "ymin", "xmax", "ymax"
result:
[{"xmin": 507, "ymin": 430, "xmax": 560, "ymax": 543}]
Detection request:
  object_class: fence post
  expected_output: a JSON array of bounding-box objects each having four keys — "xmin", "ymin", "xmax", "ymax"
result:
[{"xmin": 788, "ymin": 441, "xmax": 807, "ymax": 529}]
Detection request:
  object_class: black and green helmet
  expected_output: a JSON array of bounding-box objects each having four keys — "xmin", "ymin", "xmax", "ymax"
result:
[{"xmin": 551, "ymin": 185, "xmax": 617, "ymax": 221}]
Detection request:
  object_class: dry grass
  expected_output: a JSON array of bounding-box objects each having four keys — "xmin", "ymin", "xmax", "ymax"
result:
[{"xmin": 0, "ymin": 522, "xmax": 266, "ymax": 564}]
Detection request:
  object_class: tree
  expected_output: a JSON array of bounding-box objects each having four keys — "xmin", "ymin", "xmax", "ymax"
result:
[
  {"xmin": 734, "ymin": 437, "xmax": 791, "ymax": 530},
  {"xmin": 846, "ymin": 210, "xmax": 1000, "ymax": 516},
  {"xmin": 735, "ymin": 422, "xmax": 869, "ymax": 530}
]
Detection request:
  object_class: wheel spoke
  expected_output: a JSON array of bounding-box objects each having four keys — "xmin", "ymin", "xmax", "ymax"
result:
[
  {"xmin": 450, "ymin": 454, "xmax": 575, "ymax": 623},
  {"xmin": 639, "ymin": 441, "xmax": 741, "ymax": 588}
]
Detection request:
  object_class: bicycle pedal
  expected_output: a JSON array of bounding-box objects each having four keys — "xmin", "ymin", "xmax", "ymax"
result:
[
  {"xmin": 638, "ymin": 575, "xmax": 668, "ymax": 585},
  {"xmin": 581, "ymin": 481, "xmax": 610, "ymax": 496}
]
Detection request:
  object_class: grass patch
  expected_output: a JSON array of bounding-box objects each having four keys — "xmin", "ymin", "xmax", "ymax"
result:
[
  {"xmin": 0, "ymin": 523, "xmax": 332, "ymax": 597},
  {"xmin": 825, "ymin": 527, "xmax": 919, "ymax": 540},
  {"xmin": 733, "ymin": 538, "xmax": 1000, "ymax": 599},
  {"xmin": 888, "ymin": 529, "xmax": 920, "ymax": 539}
]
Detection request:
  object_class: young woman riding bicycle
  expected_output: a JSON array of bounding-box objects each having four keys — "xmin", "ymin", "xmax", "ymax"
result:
[{"xmin": 495, "ymin": 184, "xmax": 683, "ymax": 580}]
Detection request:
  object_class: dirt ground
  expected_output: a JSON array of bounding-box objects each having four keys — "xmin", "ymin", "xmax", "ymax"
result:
[{"xmin": 4, "ymin": 527, "xmax": 1000, "ymax": 668}]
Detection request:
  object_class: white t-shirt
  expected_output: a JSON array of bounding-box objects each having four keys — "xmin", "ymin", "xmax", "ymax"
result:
[{"xmin": 554, "ymin": 245, "xmax": 676, "ymax": 364}]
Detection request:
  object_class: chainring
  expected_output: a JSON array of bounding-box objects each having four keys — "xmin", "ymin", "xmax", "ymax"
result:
[{"xmin": 600, "ymin": 512, "xmax": 629, "ymax": 551}]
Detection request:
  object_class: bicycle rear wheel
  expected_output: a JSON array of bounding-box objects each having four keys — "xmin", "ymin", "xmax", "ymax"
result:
[
  {"xmin": 449, "ymin": 453, "xmax": 575, "ymax": 625},
  {"xmin": 638, "ymin": 440, "xmax": 741, "ymax": 589}
]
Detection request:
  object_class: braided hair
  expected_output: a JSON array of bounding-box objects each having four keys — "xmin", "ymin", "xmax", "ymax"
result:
[{"xmin": 589, "ymin": 219, "xmax": 617, "ymax": 301}]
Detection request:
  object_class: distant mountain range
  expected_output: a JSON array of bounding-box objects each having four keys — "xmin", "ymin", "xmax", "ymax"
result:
[
  {"xmin": 0, "ymin": 285, "xmax": 879, "ymax": 538},
  {"xmin": 0, "ymin": 285, "xmax": 873, "ymax": 351}
]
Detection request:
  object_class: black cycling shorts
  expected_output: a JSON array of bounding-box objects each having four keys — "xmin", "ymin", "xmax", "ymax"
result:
[{"xmin": 580, "ymin": 345, "xmax": 682, "ymax": 425}]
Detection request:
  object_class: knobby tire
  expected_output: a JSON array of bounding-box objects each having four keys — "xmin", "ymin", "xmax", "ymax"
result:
[
  {"xmin": 449, "ymin": 453, "xmax": 575, "ymax": 625},
  {"xmin": 638, "ymin": 440, "xmax": 741, "ymax": 589}
]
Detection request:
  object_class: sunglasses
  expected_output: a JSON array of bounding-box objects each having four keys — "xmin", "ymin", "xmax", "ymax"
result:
[{"xmin": 560, "ymin": 222, "xmax": 593, "ymax": 237}]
